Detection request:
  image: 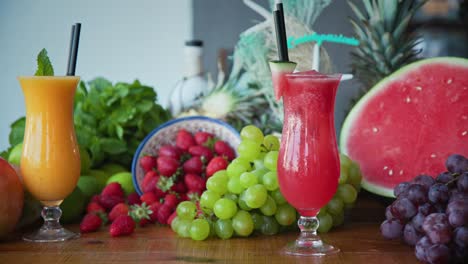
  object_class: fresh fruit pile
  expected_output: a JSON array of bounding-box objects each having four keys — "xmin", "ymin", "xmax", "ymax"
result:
[
  {"xmin": 170, "ymin": 125, "xmax": 363, "ymax": 240},
  {"xmin": 170, "ymin": 125, "xmax": 293, "ymax": 240},
  {"xmin": 80, "ymin": 182, "xmax": 158, "ymax": 237},
  {"xmin": 137, "ymin": 129, "xmax": 236, "ymax": 223},
  {"xmin": 380, "ymin": 154, "xmax": 468, "ymax": 264},
  {"xmin": 60, "ymin": 163, "xmax": 134, "ymax": 224},
  {"xmin": 317, "ymin": 154, "xmax": 362, "ymax": 233}
]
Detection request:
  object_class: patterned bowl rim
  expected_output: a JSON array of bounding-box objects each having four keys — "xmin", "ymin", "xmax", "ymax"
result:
[{"xmin": 131, "ymin": 115, "xmax": 240, "ymax": 195}]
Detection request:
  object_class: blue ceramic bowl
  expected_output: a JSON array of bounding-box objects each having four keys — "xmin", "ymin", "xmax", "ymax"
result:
[{"xmin": 131, "ymin": 116, "xmax": 241, "ymax": 195}]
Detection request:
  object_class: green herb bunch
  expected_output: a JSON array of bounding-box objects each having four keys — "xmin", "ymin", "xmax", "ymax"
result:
[{"xmin": 73, "ymin": 78, "xmax": 171, "ymax": 168}]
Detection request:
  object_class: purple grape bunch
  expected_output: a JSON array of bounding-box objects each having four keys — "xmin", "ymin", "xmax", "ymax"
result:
[{"xmin": 380, "ymin": 154, "xmax": 468, "ymax": 264}]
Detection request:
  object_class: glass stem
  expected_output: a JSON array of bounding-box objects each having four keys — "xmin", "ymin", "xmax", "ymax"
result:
[
  {"xmin": 295, "ymin": 216, "xmax": 322, "ymax": 248},
  {"xmin": 41, "ymin": 206, "xmax": 63, "ymax": 230}
]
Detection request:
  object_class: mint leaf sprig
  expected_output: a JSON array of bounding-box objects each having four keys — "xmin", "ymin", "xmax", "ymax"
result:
[{"xmin": 34, "ymin": 48, "xmax": 54, "ymax": 76}]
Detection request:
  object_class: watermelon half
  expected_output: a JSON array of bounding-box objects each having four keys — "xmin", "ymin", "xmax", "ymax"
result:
[{"xmin": 340, "ymin": 57, "xmax": 468, "ymax": 198}]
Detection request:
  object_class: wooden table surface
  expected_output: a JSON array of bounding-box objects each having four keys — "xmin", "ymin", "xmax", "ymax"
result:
[{"xmin": 0, "ymin": 194, "xmax": 418, "ymax": 264}]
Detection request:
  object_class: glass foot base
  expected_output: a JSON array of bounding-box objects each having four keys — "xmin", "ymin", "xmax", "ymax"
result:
[
  {"xmin": 283, "ymin": 240, "xmax": 340, "ymax": 256},
  {"xmin": 23, "ymin": 227, "xmax": 80, "ymax": 243},
  {"xmin": 283, "ymin": 216, "xmax": 339, "ymax": 256}
]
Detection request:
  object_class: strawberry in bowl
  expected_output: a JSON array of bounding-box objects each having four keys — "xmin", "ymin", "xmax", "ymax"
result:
[{"xmin": 131, "ymin": 116, "xmax": 240, "ymax": 200}]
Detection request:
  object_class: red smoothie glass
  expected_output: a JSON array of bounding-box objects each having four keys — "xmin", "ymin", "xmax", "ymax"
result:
[{"xmin": 271, "ymin": 65, "xmax": 342, "ymax": 256}]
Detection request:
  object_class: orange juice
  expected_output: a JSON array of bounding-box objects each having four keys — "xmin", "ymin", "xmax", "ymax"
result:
[{"xmin": 19, "ymin": 76, "xmax": 80, "ymax": 205}]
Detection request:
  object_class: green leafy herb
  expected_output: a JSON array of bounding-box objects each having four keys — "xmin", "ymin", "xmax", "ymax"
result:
[
  {"xmin": 34, "ymin": 48, "xmax": 54, "ymax": 76},
  {"xmin": 0, "ymin": 148, "xmax": 10, "ymax": 159},
  {"xmin": 9, "ymin": 117, "xmax": 26, "ymax": 146},
  {"xmin": 74, "ymin": 77, "xmax": 171, "ymax": 168}
]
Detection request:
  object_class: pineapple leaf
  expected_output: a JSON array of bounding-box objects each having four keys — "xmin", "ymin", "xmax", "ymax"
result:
[
  {"xmin": 348, "ymin": 0, "xmax": 427, "ymax": 92},
  {"xmin": 349, "ymin": 19, "xmax": 368, "ymax": 40},
  {"xmin": 380, "ymin": 0, "xmax": 397, "ymax": 30},
  {"xmin": 393, "ymin": 14, "xmax": 412, "ymax": 41},
  {"xmin": 362, "ymin": 0, "xmax": 374, "ymax": 17},
  {"xmin": 348, "ymin": 1, "xmax": 365, "ymax": 21}
]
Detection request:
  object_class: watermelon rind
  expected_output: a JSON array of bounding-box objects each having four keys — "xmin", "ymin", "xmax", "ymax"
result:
[
  {"xmin": 269, "ymin": 61, "xmax": 297, "ymax": 73},
  {"xmin": 340, "ymin": 57, "xmax": 468, "ymax": 198}
]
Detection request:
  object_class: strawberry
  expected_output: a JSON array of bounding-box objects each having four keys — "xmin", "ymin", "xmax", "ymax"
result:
[
  {"xmin": 90, "ymin": 195, "xmax": 100, "ymax": 203},
  {"xmin": 129, "ymin": 203, "xmax": 153, "ymax": 227},
  {"xmin": 140, "ymin": 155, "xmax": 157, "ymax": 172},
  {"xmin": 170, "ymin": 181, "xmax": 187, "ymax": 193},
  {"xmin": 142, "ymin": 171, "xmax": 159, "ymax": 193},
  {"xmin": 176, "ymin": 129, "xmax": 196, "ymax": 150},
  {"xmin": 126, "ymin": 192, "xmax": 141, "ymax": 206},
  {"xmin": 157, "ymin": 156, "xmax": 179, "ymax": 176},
  {"xmin": 184, "ymin": 173, "xmax": 205, "ymax": 193},
  {"xmin": 154, "ymin": 186, "xmax": 167, "ymax": 199},
  {"xmin": 138, "ymin": 201, "xmax": 162, "ymax": 226},
  {"xmin": 110, "ymin": 215, "xmax": 136, "ymax": 237},
  {"xmin": 109, "ymin": 203, "xmax": 129, "ymax": 222},
  {"xmin": 80, "ymin": 213, "xmax": 103, "ymax": 233},
  {"xmin": 183, "ymin": 156, "xmax": 204, "ymax": 174},
  {"xmin": 179, "ymin": 193, "xmax": 189, "ymax": 202},
  {"xmin": 156, "ymin": 204, "xmax": 173, "ymax": 224},
  {"xmin": 138, "ymin": 218, "xmax": 152, "ymax": 227},
  {"xmin": 206, "ymin": 156, "xmax": 228, "ymax": 177},
  {"xmin": 188, "ymin": 145, "xmax": 213, "ymax": 161},
  {"xmin": 156, "ymin": 176, "xmax": 174, "ymax": 193},
  {"xmin": 214, "ymin": 140, "xmax": 235, "ymax": 160},
  {"xmin": 194, "ymin": 131, "xmax": 214, "ymax": 146},
  {"xmin": 148, "ymin": 202, "xmax": 162, "ymax": 224},
  {"xmin": 167, "ymin": 210, "xmax": 178, "ymax": 225},
  {"xmin": 163, "ymin": 193, "xmax": 178, "ymax": 209},
  {"xmin": 150, "ymin": 200, "xmax": 162, "ymax": 212},
  {"xmin": 158, "ymin": 145, "xmax": 182, "ymax": 160},
  {"xmin": 99, "ymin": 195, "xmax": 125, "ymax": 211},
  {"xmin": 86, "ymin": 202, "xmax": 105, "ymax": 214},
  {"xmin": 140, "ymin": 192, "xmax": 158, "ymax": 205},
  {"xmin": 101, "ymin": 182, "xmax": 125, "ymax": 198}
]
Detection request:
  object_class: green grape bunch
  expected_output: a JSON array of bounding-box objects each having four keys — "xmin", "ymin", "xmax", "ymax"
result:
[
  {"xmin": 317, "ymin": 153, "xmax": 362, "ymax": 233},
  {"xmin": 170, "ymin": 125, "xmax": 362, "ymax": 240}
]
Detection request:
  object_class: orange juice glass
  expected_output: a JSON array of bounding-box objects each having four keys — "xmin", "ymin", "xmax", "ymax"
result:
[{"xmin": 19, "ymin": 76, "xmax": 81, "ymax": 242}]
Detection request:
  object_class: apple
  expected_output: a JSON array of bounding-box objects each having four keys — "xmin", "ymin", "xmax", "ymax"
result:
[{"xmin": 0, "ymin": 158, "xmax": 24, "ymax": 238}]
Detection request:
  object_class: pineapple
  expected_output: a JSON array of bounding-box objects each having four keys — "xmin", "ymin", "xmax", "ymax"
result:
[
  {"xmin": 179, "ymin": 73, "xmax": 282, "ymax": 134},
  {"xmin": 348, "ymin": 0, "xmax": 427, "ymax": 90}
]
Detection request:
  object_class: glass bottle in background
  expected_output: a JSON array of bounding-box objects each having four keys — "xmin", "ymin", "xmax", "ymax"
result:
[{"xmin": 168, "ymin": 40, "xmax": 208, "ymax": 116}]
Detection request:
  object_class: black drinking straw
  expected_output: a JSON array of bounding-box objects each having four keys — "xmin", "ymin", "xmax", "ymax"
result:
[
  {"xmin": 67, "ymin": 23, "xmax": 81, "ymax": 76},
  {"xmin": 273, "ymin": 3, "xmax": 289, "ymax": 62}
]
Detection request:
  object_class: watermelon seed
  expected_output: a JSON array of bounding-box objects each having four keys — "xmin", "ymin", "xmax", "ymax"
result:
[
  {"xmin": 399, "ymin": 170, "xmax": 404, "ymax": 175},
  {"xmin": 405, "ymin": 97, "xmax": 411, "ymax": 103},
  {"xmin": 415, "ymin": 86, "xmax": 422, "ymax": 91},
  {"xmin": 446, "ymin": 79, "xmax": 452, "ymax": 84},
  {"xmin": 389, "ymin": 170, "xmax": 393, "ymax": 176},
  {"xmin": 383, "ymin": 166, "xmax": 388, "ymax": 171},
  {"xmin": 373, "ymin": 127, "xmax": 379, "ymax": 133},
  {"xmin": 462, "ymin": 131, "xmax": 467, "ymax": 137},
  {"xmin": 430, "ymin": 154, "xmax": 437, "ymax": 158}
]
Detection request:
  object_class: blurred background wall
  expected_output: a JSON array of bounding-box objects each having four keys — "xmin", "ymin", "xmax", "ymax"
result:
[
  {"xmin": 1, "ymin": 0, "xmax": 465, "ymax": 150},
  {"xmin": 0, "ymin": 0, "xmax": 192, "ymax": 150}
]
